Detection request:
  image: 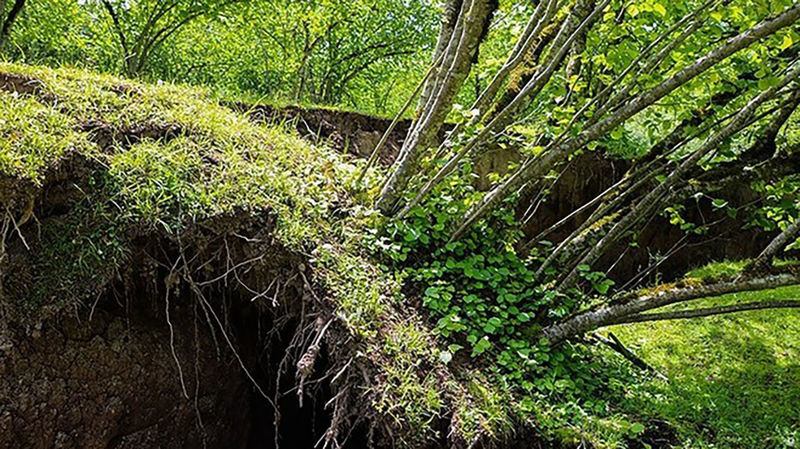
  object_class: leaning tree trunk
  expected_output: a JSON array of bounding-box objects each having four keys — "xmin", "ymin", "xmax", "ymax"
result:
[
  {"xmin": 0, "ymin": 0, "xmax": 26, "ymax": 48},
  {"xmin": 542, "ymin": 271, "xmax": 800, "ymax": 344},
  {"xmin": 417, "ymin": 0, "xmax": 464, "ymax": 113},
  {"xmin": 376, "ymin": 0, "xmax": 498, "ymax": 213},
  {"xmin": 741, "ymin": 217, "xmax": 800, "ymax": 277}
]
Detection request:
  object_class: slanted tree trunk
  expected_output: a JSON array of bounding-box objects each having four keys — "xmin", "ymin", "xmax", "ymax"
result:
[
  {"xmin": 607, "ymin": 300, "xmax": 800, "ymax": 324},
  {"xmin": 542, "ymin": 271, "xmax": 800, "ymax": 344},
  {"xmin": 471, "ymin": 0, "xmax": 558, "ymax": 119},
  {"xmin": 391, "ymin": 0, "xmax": 606, "ymax": 220},
  {"xmin": 418, "ymin": 0, "xmax": 464, "ymax": 113},
  {"xmin": 0, "ymin": 0, "xmax": 26, "ymax": 48},
  {"xmin": 741, "ymin": 217, "xmax": 800, "ymax": 277},
  {"xmin": 543, "ymin": 74, "xmax": 800, "ymax": 289},
  {"xmin": 376, "ymin": 0, "xmax": 499, "ymax": 213},
  {"xmin": 542, "ymin": 192, "xmax": 800, "ymax": 344}
]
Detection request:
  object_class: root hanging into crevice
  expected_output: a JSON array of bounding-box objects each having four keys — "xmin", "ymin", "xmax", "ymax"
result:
[
  {"xmin": 3, "ymin": 180, "xmax": 393, "ymax": 449},
  {"xmin": 131, "ymin": 217, "xmax": 377, "ymax": 449},
  {"xmin": 296, "ymin": 316, "xmax": 333, "ymax": 408}
]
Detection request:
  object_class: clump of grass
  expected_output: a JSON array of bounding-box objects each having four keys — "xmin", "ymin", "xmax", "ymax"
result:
[
  {"xmin": 451, "ymin": 376, "xmax": 513, "ymax": 444},
  {"xmin": 0, "ymin": 90, "xmax": 94, "ymax": 184},
  {"xmin": 373, "ymin": 320, "xmax": 445, "ymax": 439}
]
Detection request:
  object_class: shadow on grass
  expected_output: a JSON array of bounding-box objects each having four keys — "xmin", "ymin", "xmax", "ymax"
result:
[{"xmin": 610, "ymin": 297, "xmax": 800, "ymax": 448}]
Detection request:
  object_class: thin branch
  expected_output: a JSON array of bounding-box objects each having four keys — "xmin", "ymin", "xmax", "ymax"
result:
[
  {"xmin": 356, "ymin": 51, "xmax": 445, "ymax": 185},
  {"xmin": 592, "ymin": 331, "xmax": 668, "ymax": 381},
  {"xmin": 609, "ymin": 299, "xmax": 800, "ymax": 324},
  {"xmin": 101, "ymin": 0, "xmax": 129, "ymax": 56}
]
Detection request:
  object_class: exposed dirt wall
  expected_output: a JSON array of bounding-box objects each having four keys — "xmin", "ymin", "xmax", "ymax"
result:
[
  {"xmin": 228, "ymin": 103, "xmax": 412, "ymax": 164},
  {"xmin": 0, "ymin": 297, "xmax": 251, "ymax": 449},
  {"xmin": 0, "ymin": 215, "xmax": 353, "ymax": 448}
]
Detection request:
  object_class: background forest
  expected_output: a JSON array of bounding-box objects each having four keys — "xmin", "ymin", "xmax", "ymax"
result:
[{"xmin": 0, "ymin": 0, "xmax": 442, "ymax": 113}]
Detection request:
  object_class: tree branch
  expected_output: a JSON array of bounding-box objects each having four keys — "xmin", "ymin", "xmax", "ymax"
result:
[
  {"xmin": 592, "ymin": 332, "xmax": 668, "ymax": 381},
  {"xmin": 101, "ymin": 0, "xmax": 129, "ymax": 57},
  {"xmin": 0, "ymin": 0, "xmax": 24, "ymax": 41},
  {"xmin": 542, "ymin": 270, "xmax": 800, "ymax": 344},
  {"xmin": 608, "ymin": 300, "xmax": 800, "ymax": 324},
  {"xmin": 740, "ymin": 217, "xmax": 800, "ymax": 277}
]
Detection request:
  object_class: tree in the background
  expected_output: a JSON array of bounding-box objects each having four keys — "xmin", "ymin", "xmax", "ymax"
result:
[
  {"xmin": 96, "ymin": 0, "xmax": 247, "ymax": 76},
  {"xmin": 253, "ymin": 0, "xmax": 438, "ymax": 105},
  {"xmin": 0, "ymin": 0, "xmax": 26, "ymax": 47},
  {"xmin": 0, "ymin": 0, "xmax": 437, "ymax": 113}
]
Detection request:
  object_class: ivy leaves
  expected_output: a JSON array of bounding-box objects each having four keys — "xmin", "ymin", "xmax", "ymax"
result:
[
  {"xmin": 373, "ymin": 176, "xmax": 618, "ymax": 407},
  {"xmin": 578, "ymin": 265, "xmax": 616, "ymax": 295}
]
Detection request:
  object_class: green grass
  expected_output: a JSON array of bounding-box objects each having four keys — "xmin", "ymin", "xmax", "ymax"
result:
[
  {"xmin": 1, "ymin": 61, "xmax": 373, "ymax": 306},
  {"xmin": 8, "ymin": 62, "xmax": 799, "ymax": 449},
  {"xmin": 683, "ymin": 260, "xmax": 749, "ymax": 280},
  {"xmin": 0, "ymin": 90, "xmax": 94, "ymax": 185},
  {"xmin": 0, "ymin": 61, "xmax": 386, "ymax": 250},
  {"xmin": 609, "ymin": 284, "xmax": 800, "ymax": 448}
]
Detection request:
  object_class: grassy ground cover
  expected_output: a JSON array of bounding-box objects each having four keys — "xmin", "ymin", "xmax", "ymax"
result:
[{"xmin": 608, "ymin": 264, "xmax": 800, "ymax": 448}]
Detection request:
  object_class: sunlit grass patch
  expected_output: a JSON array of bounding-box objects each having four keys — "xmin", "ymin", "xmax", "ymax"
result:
[
  {"xmin": 609, "ymin": 283, "xmax": 800, "ymax": 448},
  {"xmin": 0, "ymin": 90, "xmax": 94, "ymax": 184},
  {"xmin": 683, "ymin": 260, "xmax": 749, "ymax": 280}
]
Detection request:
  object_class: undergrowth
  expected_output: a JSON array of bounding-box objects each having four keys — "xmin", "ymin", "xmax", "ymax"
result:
[
  {"xmin": 4, "ymin": 62, "xmax": 798, "ymax": 449},
  {"xmin": 371, "ymin": 166, "xmax": 657, "ymax": 447},
  {"xmin": 372, "ymin": 154, "xmax": 800, "ymax": 447}
]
